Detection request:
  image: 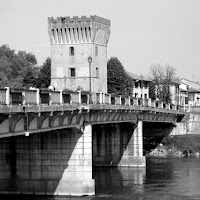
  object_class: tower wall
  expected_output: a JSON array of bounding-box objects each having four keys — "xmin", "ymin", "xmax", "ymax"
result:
[{"xmin": 48, "ymin": 15, "xmax": 111, "ymax": 93}]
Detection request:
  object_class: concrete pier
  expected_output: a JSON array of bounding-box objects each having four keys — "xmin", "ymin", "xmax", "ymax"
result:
[
  {"xmin": 92, "ymin": 122, "xmax": 146, "ymax": 168},
  {"xmin": 0, "ymin": 126, "xmax": 94, "ymax": 195}
]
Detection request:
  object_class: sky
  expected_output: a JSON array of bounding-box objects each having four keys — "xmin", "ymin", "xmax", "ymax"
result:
[{"xmin": 1, "ymin": 0, "xmax": 200, "ymax": 81}]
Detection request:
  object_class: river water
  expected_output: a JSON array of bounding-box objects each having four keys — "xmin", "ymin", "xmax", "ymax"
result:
[{"xmin": 1, "ymin": 157, "xmax": 200, "ymax": 200}]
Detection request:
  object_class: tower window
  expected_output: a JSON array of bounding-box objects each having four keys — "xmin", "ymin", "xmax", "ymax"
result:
[
  {"xmin": 96, "ymin": 67, "xmax": 99, "ymax": 78},
  {"xmin": 70, "ymin": 68, "xmax": 76, "ymax": 77},
  {"xmin": 95, "ymin": 45, "xmax": 98, "ymax": 56},
  {"xmin": 69, "ymin": 47, "xmax": 74, "ymax": 56}
]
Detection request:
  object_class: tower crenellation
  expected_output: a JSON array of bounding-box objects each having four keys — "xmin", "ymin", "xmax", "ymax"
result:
[{"xmin": 48, "ymin": 15, "xmax": 110, "ymax": 45}]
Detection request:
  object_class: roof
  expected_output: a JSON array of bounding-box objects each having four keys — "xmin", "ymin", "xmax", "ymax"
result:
[
  {"xmin": 180, "ymin": 78, "xmax": 200, "ymax": 86},
  {"xmin": 188, "ymin": 87, "xmax": 200, "ymax": 93},
  {"xmin": 170, "ymin": 79, "xmax": 181, "ymax": 85},
  {"xmin": 127, "ymin": 71, "xmax": 151, "ymax": 82}
]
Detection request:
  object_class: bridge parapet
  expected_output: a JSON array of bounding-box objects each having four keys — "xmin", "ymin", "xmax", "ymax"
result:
[
  {"xmin": 0, "ymin": 87, "xmax": 185, "ymax": 138},
  {"xmin": 0, "ymin": 87, "xmax": 183, "ymax": 112}
]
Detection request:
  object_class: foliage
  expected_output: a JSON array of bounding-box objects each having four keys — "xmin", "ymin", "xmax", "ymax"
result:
[
  {"xmin": 149, "ymin": 64, "xmax": 177, "ymax": 103},
  {"xmin": 0, "ymin": 44, "xmax": 52, "ymax": 89},
  {"xmin": 162, "ymin": 135, "xmax": 200, "ymax": 153},
  {"xmin": 107, "ymin": 57, "xmax": 133, "ymax": 96},
  {"xmin": 23, "ymin": 66, "xmax": 39, "ymax": 88},
  {"xmin": 149, "ymin": 82, "xmax": 156, "ymax": 100},
  {"xmin": 37, "ymin": 57, "xmax": 51, "ymax": 88},
  {"xmin": 0, "ymin": 45, "xmax": 39, "ymax": 88}
]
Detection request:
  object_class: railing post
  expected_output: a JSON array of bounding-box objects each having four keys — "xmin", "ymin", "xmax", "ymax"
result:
[
  {"xmin": 148, "ymin": 98, "xmax": 151, "ymax": 107},
  {"xmin": 119, "ymin": 95, "xmax": 122, "ymax": 105},
  {"xmin": 49, "ymin": 91, "xmax": 52, "ymax": 105},
  {"xmin": 70, "ymin": 93, "xmax": 72, "ymax": 104},
  {"xmin": 22, "ymin": 91, "xmax": 26, "ymax": 106},
  {"xmin": 5, "ymin": 87, "xmax": 10, "ymax": 106},
  {"xmin": 99, "ymin": 93, "xmax": 102, "ymax": 104},
  {"xmin": 36, "ymin": 89, "xmax": 40, "ymax": 106},
  {"xmin": 79, "ymin": 91, "xmax": 82, "ymax": 104},
  {"xmin": 59, "ymin": 90, "xmax": 63, "ymax": 104},
  {"xmin": 108, "ymin": 94, "xmax": 111, "ymax": 105},
  {"xmin": 128, "ymin": 96, "xmax": 131, "ymax": 106},
  {"xmin": 152, "ymin": 100, "xmax": 155, "ymax": 108},
  {"xmin": 134, "ymin": 98, "xmax": 138, "ymax": 106},
  {"xmin": 102, "ymin": 93, "xmax": 105, "ymax": 104},
  {"xmin": 142, "ymin": 98, "xmax": 145, "ymax": 106}
]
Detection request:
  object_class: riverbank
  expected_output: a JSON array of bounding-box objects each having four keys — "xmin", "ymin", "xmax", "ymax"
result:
[{"xmin": 148, "ymin": 135, "xmax": 200, "ymax": 157}]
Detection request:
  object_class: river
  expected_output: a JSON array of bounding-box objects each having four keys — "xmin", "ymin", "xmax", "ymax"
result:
[{"xmin": 1, "ymin": 157, "xmax": 200, "ymax": 200}]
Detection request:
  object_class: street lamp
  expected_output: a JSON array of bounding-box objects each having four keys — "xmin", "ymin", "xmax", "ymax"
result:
[
  {"xmin": 140, "ymin": 74, "xmax": 143, "ymax": 99},
  {"xmin": 88, "ymin": 56, "xmax": 92, "ymax": 103}
]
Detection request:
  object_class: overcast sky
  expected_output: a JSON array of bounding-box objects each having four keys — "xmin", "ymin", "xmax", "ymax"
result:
[{"xmin": 1, "ymin": 0, "xmax": 200, "ymax": 81}]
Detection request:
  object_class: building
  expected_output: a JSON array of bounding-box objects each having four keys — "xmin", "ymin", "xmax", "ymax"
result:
[
  {"xmin": 128, "ymin": 72, "xmax": 151, "ymax": 99},
  {"xmin": 179, "ymin": 81, "xmax": 189, "ymax": 106},
  {"xmin": 48, "ymin": 15, "xmax": 111, "ymax": 93},
  {"xmin": 180, "ymin": 78, "xmax": 200, "ymax": 106},
  {"xmin": 169, "ymin": 80, "xmax": 181, "ymax": 106}
]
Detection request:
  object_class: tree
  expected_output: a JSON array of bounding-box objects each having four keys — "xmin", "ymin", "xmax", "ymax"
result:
[
  {"xmin": 22, "ymin": 66, "xmax": 39, "ymax": 88},
  {"xmin": 0, "ymin": 44, "xmax": 38, "ymax": 88},
  {"xmin": 149, "ymin": 64, "xmax": 177, "ymax": 103},
  {"xmin": 107, "ymin": 57, "xmax": 133, "ymax": 96},
  {"xmin": 37, "ymin": 57, "xmax": 51, "ymax": 88}
]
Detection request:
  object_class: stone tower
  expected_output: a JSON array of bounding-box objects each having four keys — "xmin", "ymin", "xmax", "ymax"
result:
[{"xmin": 48, "ymin": 15, "xmax": 111, "ymax": 93}]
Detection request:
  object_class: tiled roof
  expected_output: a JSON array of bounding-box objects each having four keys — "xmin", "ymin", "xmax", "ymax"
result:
[{"xmin": 127, "ymin": 71, "xmax": 151, "ymax": 82}]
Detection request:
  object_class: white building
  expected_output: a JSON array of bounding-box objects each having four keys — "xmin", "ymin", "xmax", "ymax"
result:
[{"xmin": 128, "ymin": 72, "xmax": 150, "ymax": 99}]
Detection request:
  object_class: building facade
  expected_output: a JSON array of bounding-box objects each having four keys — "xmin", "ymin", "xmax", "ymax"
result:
[
  {"xmin": 180, "ymin": 78, "xmax": 200, "ymax": 106},
  {"xmin": 128, "ymin": 72, "xmax": 150, "ymax": 99},
  {"xmin": 48, "ymin": 15, "xmax": 111, "ymax": 93}
]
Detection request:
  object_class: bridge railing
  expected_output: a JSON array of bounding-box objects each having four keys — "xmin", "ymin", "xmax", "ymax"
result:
[
  {"xmin": 0, "ymin": 87, "xmax": 183, "ymax": 112},
  {"xmin": 0, "ymin": 88, "xmax": 7, "ymax": 105}
]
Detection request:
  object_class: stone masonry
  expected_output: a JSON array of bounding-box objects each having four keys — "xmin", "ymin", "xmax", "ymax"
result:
[{"xmin": 48, "ymin": 15, "xmax": 111, "ymax": 93}]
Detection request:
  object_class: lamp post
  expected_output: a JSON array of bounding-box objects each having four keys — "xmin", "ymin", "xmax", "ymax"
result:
[
  {"xmin": 88, "ymin": 56, "xmax": 92, "ymax": 103},
  {"xmin": 140, "ymin": 74, "xmax": 143, "ymax": 99}
]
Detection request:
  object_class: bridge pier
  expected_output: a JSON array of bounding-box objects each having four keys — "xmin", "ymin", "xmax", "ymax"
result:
[
  {"xmin": 93, "ymin": 122, "xmax": 146, "ymax": 168},
  {"xmin": 119, "ymin": 121, "xmax": 146, "ymax": 167},
  {"xmin": 53, "ymin": 123, "xmax": 95, "ymax": 196},
  {"xmin": 0, "ymin": 125, "xmax": 95, "ymax": 196}
]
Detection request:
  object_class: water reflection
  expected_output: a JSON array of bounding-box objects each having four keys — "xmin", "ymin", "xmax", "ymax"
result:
[
  {"xmin": 1, "ymin": 157, "xmax": 200, "ymax": 200},
  {"xmin": 94, "ymin": 167, "xmax": 146, "ymax": 193}
]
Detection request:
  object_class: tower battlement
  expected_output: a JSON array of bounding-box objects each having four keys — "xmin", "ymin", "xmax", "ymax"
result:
[
  {"xmin": 48, "ymin": 15, "xmax": 110, "ymax": 45},
  {"xmin": 48, "ymin": 15, "xmax": 110, "ymax": 26}
]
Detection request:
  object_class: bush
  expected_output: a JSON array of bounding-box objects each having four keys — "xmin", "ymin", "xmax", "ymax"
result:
[{"xmin": 162, "ymin": 135, "xmax": 200, "ymax": 153}]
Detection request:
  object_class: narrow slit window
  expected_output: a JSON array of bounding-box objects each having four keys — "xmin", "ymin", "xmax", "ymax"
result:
[
  {"xmin": 70, "ymin": 68, "xmax": 76, "ymax": 77},
  {"xmin": 95, "ymin": 45, "xmax": 98, "ymax": 56},
  {"xmin": 96, "ymin": 67, "xmax": 99, "ymax": 78},
  {"xmin": 69, "ymin": 47, "xmax": 74, "ymax": 56}
]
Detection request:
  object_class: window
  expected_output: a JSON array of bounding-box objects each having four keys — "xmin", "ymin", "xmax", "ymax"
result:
[
  {"xmin": 135, "ymin": 93, "xmax": 138, "ymax": 98},
  {"xmin": 70, "ymin": 68, "xmax": 75, "ymax": 77},
  {"xmin": 185, "ymin": 97, "xmax": 188, "ymax": 104},
  {"xmin": 95, "ymin": 45, "xmax": 98, "ymax": 56},
  {"xmin": 96, "ymin": 67, "xmax": 99, "ymax": 78},
  {"xmin": 69, "ymin": 47, "xmax": 74, "ymax": 56},
  {"xmin": 135, "ymin": 82, "xmax": 138, "ymax": 88}
]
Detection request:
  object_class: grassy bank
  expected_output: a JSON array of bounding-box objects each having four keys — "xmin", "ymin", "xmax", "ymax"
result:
[
  {"xmin": 162, "ymin": 135, "xmax": 200, "ymax": 153},
  {"xmin": 158, "ymin": 135, "xmax": 200, "ymax": 157},
  {"xmin": 147, "ymin": 135, "xmax": 200, "ymax": 157}
]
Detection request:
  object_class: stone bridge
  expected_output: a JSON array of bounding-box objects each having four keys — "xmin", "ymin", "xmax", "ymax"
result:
[{"xmin": 0, "ymin": 90, "xmax": 184, "ymax": 196}]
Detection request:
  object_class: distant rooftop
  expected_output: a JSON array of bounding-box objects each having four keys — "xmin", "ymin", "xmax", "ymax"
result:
[{"xmin": 127, "ymin": 72, "xmax": 151, "ymax": 82}]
